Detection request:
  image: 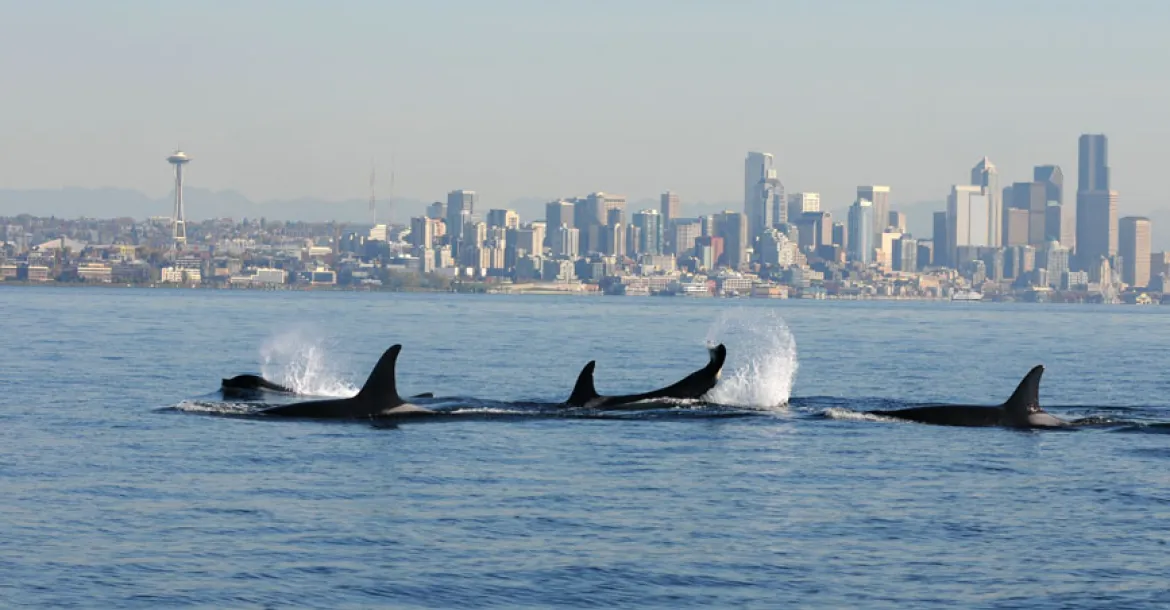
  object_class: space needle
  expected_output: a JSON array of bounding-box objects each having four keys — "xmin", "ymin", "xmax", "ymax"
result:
[{"xmin": 167, "ymin": 149, "xmax": 191, "ymax": 248}]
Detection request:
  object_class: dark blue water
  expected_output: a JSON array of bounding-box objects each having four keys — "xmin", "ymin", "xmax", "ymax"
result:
[{"xmin": 3, "ymin": 287, "xmax": 1170, "ymax": 608}]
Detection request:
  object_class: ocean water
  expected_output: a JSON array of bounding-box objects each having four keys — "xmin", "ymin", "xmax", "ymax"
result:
[{"xmin": 2, "ymin": 286, "xmax": 1170, "ymax": 608}]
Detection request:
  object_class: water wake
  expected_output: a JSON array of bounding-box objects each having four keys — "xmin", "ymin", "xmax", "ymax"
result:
[
  {"xmin": 704, "ymin": 308, "xmax": 798, "ymax": 409},
  {"xmin": 822, "ymin": 407, "xmax": 896, "ymax": 423},
  {"xmin": 258, "ymin": 329, "xmax": 358, "ymax": 398},
  {"xmin": 174, "ymin": 400, "xmax": 258, "ymax": 416}
]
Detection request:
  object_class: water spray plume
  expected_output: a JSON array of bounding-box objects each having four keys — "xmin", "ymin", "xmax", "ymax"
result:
[
  {"xmin": 704, "ymin": 308, "xmax": 798, "ymax": 409},
  {"xmin": 259, "ymin": 329, "xmax": 358, "ymax": 398}
]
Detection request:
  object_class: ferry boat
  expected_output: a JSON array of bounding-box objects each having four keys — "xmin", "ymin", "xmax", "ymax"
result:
[
  {"xmin": 951, "ymin": 290, "xmax": 984, "ymax": 302},
  {"xmin": 679, "ymin": 282, "xmax": 711, "ymax": 297}
]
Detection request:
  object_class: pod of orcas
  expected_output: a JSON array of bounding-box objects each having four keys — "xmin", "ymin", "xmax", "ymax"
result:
[{"xmin": 217, "ymin": 343, "xmax": 1070, "ymax": 430}]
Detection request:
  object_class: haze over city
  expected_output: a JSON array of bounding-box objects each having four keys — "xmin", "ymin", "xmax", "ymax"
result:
[{"xmin": 1, "ymin": 1, "xmax": 1167, "ymax": 235}]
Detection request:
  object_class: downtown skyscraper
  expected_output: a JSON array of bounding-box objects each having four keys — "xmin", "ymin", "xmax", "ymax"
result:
[
  {"xmin": 857, "ymin": 185, "xmax": 890, "ymax": 248},
  {"xmin": 744, "ymin": 152, "xmax": 784, "ymax": 248},
  {"xmin": 1119, "ymin": 216, "xmax": 1151, "ymax": 289},
  {"xmin": 971, "ymin": 158, "xmax": 1001, "ymax": 247},
  {"xmin": 1075, "ymin": 134, "xmax": 1118, "ymax": 271},
  {"xmin": 446, "ymin": 190, "xmax": 477, "ymax": 259},
  {"xmin": 847, "ymin": 198, "xmax": 874, "ymax": 264}
]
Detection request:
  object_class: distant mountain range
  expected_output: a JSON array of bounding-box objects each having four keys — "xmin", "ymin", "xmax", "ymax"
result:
[
  {"xmin": 2, "ymin": 187, "xmax": 1164, "ymax": 249},
  {"xmin": 0, "ymin": 187, "xmax": 423, "ymax": 226}
]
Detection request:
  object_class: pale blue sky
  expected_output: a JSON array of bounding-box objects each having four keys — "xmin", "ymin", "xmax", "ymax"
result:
[{"xmin": 1, "ymin": 0, "xmax": 1167, "ymax": 217}]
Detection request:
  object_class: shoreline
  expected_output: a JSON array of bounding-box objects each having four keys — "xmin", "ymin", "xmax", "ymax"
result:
[{"xmin": 0, "ymin": 281, "xmax": 1159, "ymax": 304}]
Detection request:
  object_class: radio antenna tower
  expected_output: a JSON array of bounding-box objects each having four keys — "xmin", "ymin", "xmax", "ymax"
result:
[{"xmin": 368, "ymin": 165, "xmax": 377, "ymax": 225}]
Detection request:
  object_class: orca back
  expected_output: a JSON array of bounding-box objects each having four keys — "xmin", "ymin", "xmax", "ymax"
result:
[{"xmin": 869, "ymin": 405, "xmax": 1004, "ymax": 427}]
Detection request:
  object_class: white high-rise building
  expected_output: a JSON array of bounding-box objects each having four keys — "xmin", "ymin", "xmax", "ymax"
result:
[
  {"xmin": 947, "ymin": 185, "xmax": 990, "ymax": 264},
  {"xmin": 857, "ymin": 185, "xmax": 890, "ymax": 247},
  {"xmin": 971, "ymin": 157, "xmax": 1002, "ymax": 247}
]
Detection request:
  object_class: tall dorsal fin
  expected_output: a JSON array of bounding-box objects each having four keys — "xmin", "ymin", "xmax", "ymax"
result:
[
  {"xmin": 1001, "ymin": 365, "xmax": 1044, "ymax": 421},
  {"xmin": 354, "ymin": 344, "xmax": 404, "ymax": 408},
  {"xmin": 567, "ymin": 361, "xmax": 600, "ymax": 407}
]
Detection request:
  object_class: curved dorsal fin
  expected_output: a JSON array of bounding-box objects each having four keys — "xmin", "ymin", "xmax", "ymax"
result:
[
  {"xmin": 1002, "ymin": 365, "xmax": 1044, "ymax": 420},
  {"xmin": 567, "ymin": 361, "xmax": 600, "ymax": 406},
  {"xmin": 354, "ymin": 344, "xmax": 404, "ymax": 408}
]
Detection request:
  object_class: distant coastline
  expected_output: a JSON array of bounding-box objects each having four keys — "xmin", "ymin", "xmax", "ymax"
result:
[{"xmin": 1, "ymin": 281, "xmax": 1162, "ymax": 305}]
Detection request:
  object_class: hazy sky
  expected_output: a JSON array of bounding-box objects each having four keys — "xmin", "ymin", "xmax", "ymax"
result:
[{"xmin": 1, "ymin": 0, "xmax": 1168, "ymax": 216}]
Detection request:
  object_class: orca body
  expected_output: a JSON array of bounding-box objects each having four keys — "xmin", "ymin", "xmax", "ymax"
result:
[
  {"xmin": 221, "ymin": 374, "xmax": 296, "ymax": 399},
  {"xmin": 222, "ymin": 373, "xmax": 434, "ymax": 401},
  {"xmin": 867, "ymin": 365, "xmax": 1068, "ymax": 428},
  {"xmin": 259, "ymin": 345, "xmax": 434, "ymax": 420},
  {"xmin": 566, "ymin": 344, "xmax": 727, "ymax": 409}
]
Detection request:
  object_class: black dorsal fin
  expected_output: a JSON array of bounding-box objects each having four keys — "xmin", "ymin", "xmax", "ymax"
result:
[
  {"xmin": 355, "ymin": 345, "xmax": 404, "ymax": 408},
  {"xmin": 1002, "ymin": 365, "xmax": 1044, "ymax": 421},
  {"xmin": 567, "ymin": 361, "xmax": 600, "ymax": 406}
]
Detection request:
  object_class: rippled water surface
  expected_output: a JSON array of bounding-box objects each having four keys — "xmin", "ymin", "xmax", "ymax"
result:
[{"xmin": 3, "ymin": 287, "xmax": 1170, "ymax": 608}]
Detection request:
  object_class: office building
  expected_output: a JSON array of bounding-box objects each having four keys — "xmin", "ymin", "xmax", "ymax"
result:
[
  {"xmin": 971, "ymin": 157, "xmax": 1001, "ymax": 247},
  {"xmin": 795, "ymin": 211, "xmax": 832, "ymax": 251},
  {"xmin": 893, "ymin": 236, "xmax": 917, "ymax": 272},
  {"xmin": 888, "ymin": 211, "xmax": 907, "ymax": 232},
  {"xmin": 1005, "ymin": 208, "xmax": 1030, "ymax": 247},
  {"xmin": 1119, "ymin": 216, "xmax": 1151, "ymax": 288},
  {"xmin": 832, "ymin": 221, "xmax": 847, "ymax": 250},
  {"xmin": 1076, "ymin": 134, "xmax": 1116, "ymax": 269},
  {"xmin": 1077, "ymin": 190, "xmax": 1119, "ymax": 271},
  {"xmin": 673, "ymin": 219, "xmax": 702, "ymax": 257},
  {"xmin": 633, "ymin": 209, "xmax": 663, "ymax": 256},
  {"xmin": 745, "ymin": 152, "xmax": 784, "ymax": 240},
  {"xmin": 715, "ymin": 211, "xmax": 748, "ymax": 269},
  {"xmin": 553, "ymin": 225, "xmax": 579, "ymax": 258},
  {"xmin": 1046, "ymin": 201, "xmax": 1075, "ymax": 248},
  {"xmin": 1010, "ymin": 181, "xmax": 1048, "ymax": 246},
  {"xmin": 410, "ymin": 216, "xmax": 440, "ymax": 251},
  {"xmin": 857, "ymin": 185, "xmax": 891, "ymax": 247},
  {"xmin": 1043, "ymin": 239, "xmax": 1071, "ymax": 279},
  {"xmin": 446, "ymin": 190, "xmax": 477, "ymax": 258},
  {"xmin": 486, "ymin": 209, "xmax": 519, "ymax": 230},
  {"xmin": 1035, "ymin": 165, "xmax": 1064, "ymax": 204},
  {"xmin": 946, "ymin": 185, "xmax": 990, "ymax": 265},
  {"xmin": 933, "ymin": 211, "xmax": 948, "ymax": 267},
  {"xmin": 660, "ymin": 191, "xmax": 680, "ymax": 224},
  {"xmin": 848, "ymin": 198, "xmax": 874, "ymax": 264},
  {"xmin": 789, "ymin": 192, "xmax": 820, "ymax": 218}
]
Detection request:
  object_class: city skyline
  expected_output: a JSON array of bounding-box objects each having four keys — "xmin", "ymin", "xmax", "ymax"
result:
[
  {"xmin": 1, "ymin": 2, "xmax": 1168, "ymax": 220},
  {"xmin": 5, "ymin": 132, "xmax": 1168, "ymax": 250}
]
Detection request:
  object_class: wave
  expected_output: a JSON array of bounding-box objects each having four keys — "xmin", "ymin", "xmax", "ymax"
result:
[{"xmin": 821, "ymin": 407, "xmax": 900, "ymax": 423}]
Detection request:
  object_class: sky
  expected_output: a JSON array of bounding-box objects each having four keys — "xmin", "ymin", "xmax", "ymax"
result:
[{"xmin": 1, "ymin": 0, "xmax": 1168, "ymax": 220}]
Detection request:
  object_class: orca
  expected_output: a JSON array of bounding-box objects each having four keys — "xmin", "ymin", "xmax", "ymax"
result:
[
  {"xmin": 259, "ymin": 345, "xmax": 434, "ymax": 420},
  {"xmin": 566, "ymin": 344, "xmax": 728, "ymax": 409},
  {"xmin": 221, "ymin": 373, "xmax": 434, "ymax": 401},
  {"xmin": 867, "ymin": 365, "xmax": 1068, "ymax": 428},
  {"xmin": 221, "ymin": 374, "xmax": 296, "ymax": 399}
]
